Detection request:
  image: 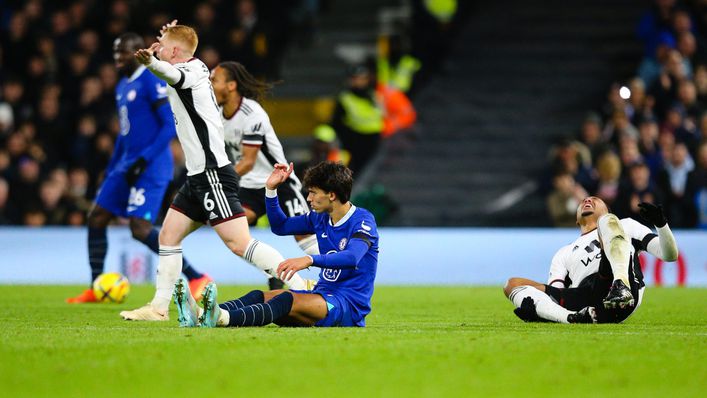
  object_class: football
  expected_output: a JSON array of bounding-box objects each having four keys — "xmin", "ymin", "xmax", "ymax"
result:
[{"xmin": 92, "ymin": 272, "xmax": 130, "ymax": 303}]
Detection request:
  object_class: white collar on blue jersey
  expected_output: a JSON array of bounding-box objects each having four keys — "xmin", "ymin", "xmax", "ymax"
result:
[
  {"xmin": 330, "ymin": 203, "xmax": 357, "ymax": 227},
  {"xmin": 127, "ymin": 65, "xmax": 147, "ymax": 82}
]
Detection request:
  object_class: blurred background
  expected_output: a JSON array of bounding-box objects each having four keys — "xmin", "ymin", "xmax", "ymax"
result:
[{"xmin": 0, "ymin": 0, "xmax": 706, "ymax": 230}]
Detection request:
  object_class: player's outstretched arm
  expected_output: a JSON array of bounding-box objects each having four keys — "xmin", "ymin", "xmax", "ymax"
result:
[
  {"xmin": 265, "ymin": 163, "xmax": 315, "ymax": 236},
  {"xmin": 638, "ymin": 202, "xmax": 678, "ymax": 262},
  {"xmin": 135, "ymin": 43, "xmax": 182, "ymax": 85}
]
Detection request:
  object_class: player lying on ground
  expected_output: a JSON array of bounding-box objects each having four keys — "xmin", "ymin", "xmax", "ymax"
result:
[
  {"xmin": 67, "ymin": 32, "xmax": 212, "ymax": 304},
  {"xmin": 504, "ymin": 196, "xmax": 678, "ymax": 323},
  {"xmin": 119, "ymin": 23, "xmax": 310, "ymax": 321},
  {"xmin": 174, "ymin": 161, "xmax": 380, "ymax": 327}
]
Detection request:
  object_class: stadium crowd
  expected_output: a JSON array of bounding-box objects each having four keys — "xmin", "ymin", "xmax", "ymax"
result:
[
  {"xmin": 546, "ymin": 0, "xmax": 707, "ymax": 229},
  {"xmin": 0, "ymin": 0, "xmax": 440, "ymax": 227}
]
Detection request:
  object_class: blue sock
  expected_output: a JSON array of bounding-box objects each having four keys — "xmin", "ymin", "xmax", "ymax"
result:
[
  {"xmin": 140, "ymin": 228, "xmax": 203, "ymax": 280},
  {"xmin": 219, "ymin": 290, "xmax": 264, "ymax": 310},
  {"xmin": 88, "ymin": 227, "xmax": 107, "ymax": 286},
  {"xmin": 227, "ymin": 292, "xmax": 293, "ymax": 327}
]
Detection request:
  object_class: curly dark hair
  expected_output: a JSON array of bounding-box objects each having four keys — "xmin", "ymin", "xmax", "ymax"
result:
[
  {"xmin": 303, "ymin": 161, "xmax": 353, "ymax": 203},
  {"xmin": 217, "ymin": 61, "xmax": 273, "ymax": 102}
]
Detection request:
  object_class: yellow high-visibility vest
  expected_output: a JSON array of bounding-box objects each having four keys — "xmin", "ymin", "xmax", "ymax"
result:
[
  {"xmin": 424, "ymin": 0, "xmax": 457, "ymax": 23},
  {"xmin": 377, "ymin": 55, "xmax": 421, "ymax": 93},
  {"xmin": 339, "ymin": 92, "xmax": 383, "ymax": 134}
]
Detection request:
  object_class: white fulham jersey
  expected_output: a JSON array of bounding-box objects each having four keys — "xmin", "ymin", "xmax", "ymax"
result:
[
  {"xmin": 547, "ymin": 218, "xmax": 656, "ymax": 288},
  {"xmin": 221, "ymin": 97, "xmax": 302, "ymax": 189},
  {"xmin": 166, "ymin": 58, "xmax": 230, "ymax": 175}
]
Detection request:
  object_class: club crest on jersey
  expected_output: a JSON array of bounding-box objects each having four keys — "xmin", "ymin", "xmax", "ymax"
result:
[
  {"xmin": 339, "ymin": 238, "xmax": 347, "ymax": 250},
  {"xmin": 156, "ymin": 84, "xmax": 167, "ymax": 97},
  {"xmin": 127, "ymin": 89, "xmax": 137, "ymax": 101},
  {"xmin": 322, "ymin": 268, "xmax": 342, "ymax": 282}
]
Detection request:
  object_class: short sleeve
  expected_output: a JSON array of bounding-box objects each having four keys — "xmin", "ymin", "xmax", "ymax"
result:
[
  {"xmin": 171, "ymin": 61, "xmax": 207, "ymax": 90},
  {"xmin": 241, "ymin": 116, "xmax": 268, "ymax": 146},
  {"xmin": 351, "ymin": 213, "xmax": 378, "ymax": 247}
]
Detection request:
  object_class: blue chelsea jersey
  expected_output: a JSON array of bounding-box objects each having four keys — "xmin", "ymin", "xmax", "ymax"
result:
[
  {"xmin": 310, "ymin": 205, "xmax": 379, "ymax": 325},
  {"xmin": 112, "ymin": 66, "xmax": 175, "ymax": 180}
]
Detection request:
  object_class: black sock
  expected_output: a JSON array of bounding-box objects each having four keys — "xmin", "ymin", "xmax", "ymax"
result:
[
  {"xmin": 140, "ymin": 228, "xmax": 203, "ymax": 280},
  {"xmin": 227, "ymin": 292, "xmax": 293, "ymax": 327},
  {"xmin": 88, "ymin": 227, "xmax": 107, "ymax": 286},
  {"xmin": 219, "ymin": 290, "xmax": 264, "ymax": 310}
]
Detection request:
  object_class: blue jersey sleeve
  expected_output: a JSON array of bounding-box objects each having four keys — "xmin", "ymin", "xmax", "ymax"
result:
[
  {"xmin": 266, "ymin": 194, "xmax": 316, "ymax": 235},
  {"xmin": 310, "ymin": 238, "xmax": 369, "ymax": 269},
  {"xmin": 137, "ymin": 78, "xmax": 176, "ymax": 161}
]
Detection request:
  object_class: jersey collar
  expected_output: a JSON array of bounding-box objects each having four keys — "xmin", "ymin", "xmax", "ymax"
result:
[
  {"xmin": 330, "ymin": 203, "xmax": 356, "ymax": 227},
  {"xmin": 127, "ymin": 65, "xmax": 147, "ymax": 82}
]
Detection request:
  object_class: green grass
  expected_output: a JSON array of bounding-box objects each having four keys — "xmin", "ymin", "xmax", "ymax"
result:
[{"xmin": 0, "ymin": 285, "xmax": 705, "ymax": 397}]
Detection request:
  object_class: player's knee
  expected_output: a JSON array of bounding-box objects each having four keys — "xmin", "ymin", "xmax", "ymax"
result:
[
  {"xmin": 224, "ymin": 238, "xmax": 248, "ymax": 257},
  {"xmin": 504, "ymin": 278, "xmax": 522, "ymax": 297},
  {"xmin": 158, "ymin": 227, "xmax": 181, "ymax": 246},
  {"xmin": 87, "ymin": 207, "xmax": 111, "ymax": 228}
]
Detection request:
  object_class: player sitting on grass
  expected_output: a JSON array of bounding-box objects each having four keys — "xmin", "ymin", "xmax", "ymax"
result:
[
  {"xmin": 174, "ymin": 161, "xmax": 379, "ymax": 327},
  {"xmin": 504, "ymin": 196, "xmax": 678, "ymax": 323}
]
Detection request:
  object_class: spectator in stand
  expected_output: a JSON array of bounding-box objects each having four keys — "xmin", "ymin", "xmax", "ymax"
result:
[
  {"xmin": 578, "ymin": 112, "xmax": 607, "ymax": 164},
  {"xmin": 330, "ymin": 64, "xmax": 384, "ymax": 176},
  {"xmin": 637, "ymin": 117, "xmax": 664, "ymax": 177},
  {"xmin": 546, "ymin": 171, "xmax": 588, "ymax": 227},
  {"xmin": 0, "ymin": 177, "xmax": 16, "ymax": 224},
  {"xmin": 615, "ymin": 160, "xmax": 662, "ymax": 225},
  {"xmin": 657, "ymin": 140, "xmax": 697, "ymax": 227},
  {"xmin": 594, "ymin": 151, "xmax": 622, "ymax": 206},
  {"xmin": 664, "ymin": 103, "xmax": 700, "ymax": 152},
  {"xmin": 547, "ymin": 138, "xmax": 595, "ymax": 194},
  {"xmin": 652, "ymin": 49, "xmax": 691, "ymax": 119},
  {"xmin": 628, "ymin": 77, "xmax": 655, "ymax": 125},
  {"xmin": 602, "ymin": 110, "xmax": 639, "ymax": 146},
  {"xmin": 694, "ymin": 64, "xmax": 707, "ymax": 107},
  {"xmin": 637, "ymin": 0, "xmax": 676, "ymax": 60},
  {"xmin": 686, "ymin": 141, "xmax": 707, "ymax": 228},
  {"xmin": 638, "ymin": 32, "xmax": 677, "ymax": 88}
]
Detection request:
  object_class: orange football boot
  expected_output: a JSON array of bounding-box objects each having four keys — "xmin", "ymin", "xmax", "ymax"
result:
[
  {"xmin": 188, "ymin": 274, "xmax": 213, "ymax": 301},
  {"xmin": 66, "ymin": 288, "xmax": 97, "ymax": 303}
]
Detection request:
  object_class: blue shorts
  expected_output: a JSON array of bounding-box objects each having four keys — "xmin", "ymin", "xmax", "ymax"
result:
[
  {"xmin": 95, "ymin": 171, "xmax": 169, "ymax": 223},
  {"xmin": 290, "ymin": 290, "xmax": 359, "ymax": 327}
]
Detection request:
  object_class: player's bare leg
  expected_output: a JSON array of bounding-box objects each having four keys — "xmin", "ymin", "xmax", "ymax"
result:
[
  {"xmin": 597, "ymin": 214, "xmax": 635, "ymax": 309},
  {"xmin": 120, "ymin": 208, "xmax": 201, "ymax": 321},
  {"xmin": 129, "ymin": 216, "xmax": 212, "ymax": 300},
  {"xmin": 213, "ymin": 216, "xmax": 308, "ymax": 290}
]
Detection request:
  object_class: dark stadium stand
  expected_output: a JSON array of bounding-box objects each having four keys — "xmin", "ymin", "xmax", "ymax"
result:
[{"xmin": 367, "ymin": 0, "xmax": 645, "ymax": 226}]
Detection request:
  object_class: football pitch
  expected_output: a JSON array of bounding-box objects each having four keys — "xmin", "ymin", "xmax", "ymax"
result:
[{"xmin": 1, "ymin": 285, "xmax": 705, "ymax": 397}]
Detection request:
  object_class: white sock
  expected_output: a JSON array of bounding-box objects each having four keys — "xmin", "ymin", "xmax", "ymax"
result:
[
  {"xmin": 243, "ymin": 239, "xmax": 307, "ymax": 290},
  {"xmin": 152, "ymin": 245, "xmax": 182, "ymax": 312},
  {"xmin": 217, "ymin": 308, "xmax": 229, "ymax": 326},
  {"xmin": 598, "ymin": 214, "xmax": 630, "ymax": 286},
  {"xmin": 509, "ymin": 286, "xmax": 571, "ymax": 324},
  {"xmin": 297, "ymin": 234, "xmax": 320, "ymax": 255}
]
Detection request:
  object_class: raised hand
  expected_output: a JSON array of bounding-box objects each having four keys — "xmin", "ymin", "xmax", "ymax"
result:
[
  {"xmin": 158, "ymin": 19, "xmax": 178, "ymax": 40},
  {"xmin": 638, "ymin": 202, "xmax": 667, "ymax": 227},
  {"xmin": 265, "ymin": 162, "xmax": 294, "ymax": 190},
  {"xmin": 135, "ymin": 42, "xmax": 160, "ymax": 65}
]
